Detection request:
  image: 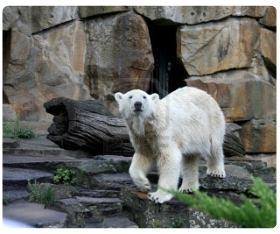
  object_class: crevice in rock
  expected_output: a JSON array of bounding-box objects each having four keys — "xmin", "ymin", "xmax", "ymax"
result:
[
  {"xmin": 3, "ymin": 29, "xmax": 11, "ymax": 104},
  {"xmin": 144, "ymin": 18, "xmax": 188, "ymax": 98},
  {"xmin": 31, "ymin": 19, "xmax": 77, "ymax": 35}
]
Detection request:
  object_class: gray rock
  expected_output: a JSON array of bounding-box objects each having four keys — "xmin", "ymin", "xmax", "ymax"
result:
[
  {"xmin": 92, "ymin": 173, "xmax": 134, "ymax": 190},
  {"xmin": 3, "ymin": 104, "xmax": 17, "ymax": 121},
  {"xmin": 86, "ymin": 216, "xmax": 138, "ymax": 228},
  {"xmin": 76, "ymin": 189, "xmax": 119, "ymax": 198},
  {"xmin": 3, "ymin": 201, "xmax": 67, "ymax": 227},
  {"xmin": 121, "ymin": 188, "xmax": 190, "ymax": 228},
  {"xmin": 3, "ymin": 167, "xmax": 53, "ymax": 186},
  {"xmin": 79, "ymin": 6, "xmax": 129, "ymax": 18},
  {"xmin": 3, "ymin": 189, "xmax": 29, "ymax": 204},
  {"xmin": 134, "ymin": 6, "xmax": 266, "ymax": 25},
  {"xmin": 3, "ymin": 138, "xmax": 19, "ymax": 149},
  {"xmin": 76, "ymin": 197, "xmax": 123, "ymax": 215}
]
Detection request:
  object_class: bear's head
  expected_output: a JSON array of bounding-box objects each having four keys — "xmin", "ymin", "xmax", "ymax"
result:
[{"xmin": 114, "ymin": 89, "xmax": 159, "ymax": 120}]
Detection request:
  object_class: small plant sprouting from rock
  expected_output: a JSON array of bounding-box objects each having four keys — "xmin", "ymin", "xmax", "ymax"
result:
[
  {"xmin": 3, "ymin": 119, "xmax": 35, "ymax": 139},
  {"xmin": 171, "ymin": 177, "xmax": 276, "ymax": 228},
  {"xmin": 28, "ymin": 181, "xmax": 55, "ymax": 207},
  {"xmin": 53, "ymin": 167, "xmax": 77, "ymax": 185}
]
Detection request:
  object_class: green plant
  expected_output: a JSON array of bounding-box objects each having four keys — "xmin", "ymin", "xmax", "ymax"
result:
[
  {"xmin": 53, "ymin": 167, "xmax": 77, "ymax": 185},
  {"xmin": 3, "ymin": 119, "xmax": 35, "ymax": 139},
  {"xmin": 28, "ymin": 181, "xmax": 55, "ymax": 207},
  {"xmin": 171, "ymin": 177, "xmax": 276, "ymax": 228}
]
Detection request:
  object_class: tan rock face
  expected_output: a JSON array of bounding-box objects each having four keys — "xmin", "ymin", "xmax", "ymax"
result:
[
  {"xmin": 186, "ymin": 70, "xmax": 276, "ymax": 122},
  {"xmin": 79, "ymin": 6, "xmax": 129, "ymax": 18},
  {"xmin": 241, "ymin": 119, "xmax": 276, "ymax": 153},
  {"xmin": 3, "ymin": 6, "xmax": 78, "ymax": 34},
  {"xmin": 178, "ymin": 18, "xmax": 260, "ymax": 76},
  {"xmin": 85, "ymin": 12, "xmax": 154, "ymax": 113},
  {"xmin": 260, "ymin": 28, "xmax": 276, "ymax": 67},
  {"xmin": 4, "ymin": 21, "xmax": 90, "ymax": 121},
  {"xmin": 259, "ymin": 6, "xmax": 276, "ymax": 27},
  {"xmin": 134, "ymin": 6, "xmax": 266, "ymax": 25}
]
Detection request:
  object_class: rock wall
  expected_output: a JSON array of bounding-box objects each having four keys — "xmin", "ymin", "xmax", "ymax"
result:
[{"xmin": 3, "ymin": 6, "xmax": 276, "ymax": 159}]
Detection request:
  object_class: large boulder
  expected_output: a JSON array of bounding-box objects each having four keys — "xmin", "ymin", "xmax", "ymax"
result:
[
  {"xmin": 259, "ymin": 6, "xmax": 276, "ymax": 28},
  {"xmin": 186, "ymin": 70, "xmax": 276, "ymax": 122},
  {"xmin": 134, "ymin": 6, "xmax": 266, "ymax": 25},
  {"xmin": 85, "ymin": 11, "xmax": 154, "ymax": 114},
  {"xmin": 4, "ymin": 21, "xmax": 90, "ymax": 121},
  {"xmin": 240, "ymin": 119, "xmax": 276, "ymax": 153},
  {"xmin": 3, "ymin": 6, "xmax": 78, "ymax": 34},
  {"xmin": 178, "ymin": 18, "xmax": 260, "ymax": 76},
  {"xmin": 79, "ymin": 6, "xmax": 129, "ymax": 18}
]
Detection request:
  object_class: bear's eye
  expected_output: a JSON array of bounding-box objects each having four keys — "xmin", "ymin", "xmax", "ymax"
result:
[
  {"xmin": 129, "ymin": 95, "xmax": 133, "ymax": 99},
  {"xmin": 143, "ymin": 96, "xmax": 147, "ymax": 99}
]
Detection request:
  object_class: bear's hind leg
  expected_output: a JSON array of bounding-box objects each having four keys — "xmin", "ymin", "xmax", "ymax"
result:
[
  {"xmin": 129, "ymin": 153, "xmax": 153, "ymax": 191},
  {"xmin": 207, "ymin": 143, "xmax": 226, "ymax": 178},
  {"xmin": 179, "ymin": 154, "xmax": 199, "ymax": 192}
]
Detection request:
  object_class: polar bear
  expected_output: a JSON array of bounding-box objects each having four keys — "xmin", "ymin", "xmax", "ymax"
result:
[{"xmin": 114, "ymin": 87, "xmax": 226, "ymax": 203}]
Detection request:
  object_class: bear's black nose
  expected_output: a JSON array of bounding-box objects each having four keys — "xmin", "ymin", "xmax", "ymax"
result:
[{"xmin": 134, "ymin": 101, "xmax": 142, "ymax": 111}]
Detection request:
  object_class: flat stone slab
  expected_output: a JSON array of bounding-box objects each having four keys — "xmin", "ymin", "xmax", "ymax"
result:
[
  {"xmin": 3, "ymin": 138, "xmax": 19, "ymax": 149},
  {"xmin": 92, "ymin": 173, "xmax": 134, "ymax": 190},
  {"xmin": 3, "ymin": 154, "xmax": 80, "ymax": 168},
  {"xmin": 3, "ymin": 167, "xmax": 53, "ymax": 185},
  {"xmin": 3, "ymin": 189, "xmax": 29, "ymax": 203},
  {"xmin": 76, "ymin": 197, "xmax": 123, "ymax": 215},
  {"xmin": 3, "ymin": 201, "xmax": 67, "ymax": 227},
  {"xmin": 86, "ymin": 216, "xmax": 138, "ymax": 228},
  {"xmin": 76, "ymin": 189, "xmax": 119, "ymax": 198}
]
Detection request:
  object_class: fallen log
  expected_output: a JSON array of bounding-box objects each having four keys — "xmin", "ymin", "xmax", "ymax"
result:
[{"xmin": 44, "ymin": 97, "xmax": 245, "ymax": 157}]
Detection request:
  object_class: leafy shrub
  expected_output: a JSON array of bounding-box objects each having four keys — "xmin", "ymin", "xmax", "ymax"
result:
[
  {"xmin": 53, "ymin": 167, "xmax": 77, "ymax": 185},
  {"xmin": 3, "ymin": 119, "xmax": 35, "ymax": 139},
  {"xmin": 172, "ymin": 177, "xmax": 276, "ymax": 228},
  {"xmin": 28, "ymin": 181, "xmax": 55, "ymax": 207}
]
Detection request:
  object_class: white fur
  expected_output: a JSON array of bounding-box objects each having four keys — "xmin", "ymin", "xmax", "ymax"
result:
[{"xmin": 115, "ymin": 87, "xmax": 226, "ymax": 203}]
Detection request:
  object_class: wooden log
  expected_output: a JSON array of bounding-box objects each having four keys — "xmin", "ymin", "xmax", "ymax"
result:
[{"xmin": 44, "ymin": 97, "xmax": 245, "ymax": 157}]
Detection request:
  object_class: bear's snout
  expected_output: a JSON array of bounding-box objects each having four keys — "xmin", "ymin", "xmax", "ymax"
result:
[{"xmin": 134, "ymin": 101, "xmax": 142, "ymax": 112}]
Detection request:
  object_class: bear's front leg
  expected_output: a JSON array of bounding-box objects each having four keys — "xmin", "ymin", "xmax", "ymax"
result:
[
  {"xmin": 129, "ymin": 153, "xmax": 153, "ymax": 192},
  {"xmin": 148, "ymin": 146, "xmax": 182, "ymax": 203}
]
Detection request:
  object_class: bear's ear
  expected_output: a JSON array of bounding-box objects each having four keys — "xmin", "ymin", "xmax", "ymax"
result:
[
  {"xmin": 150, "ymin": 93, "xmax": 159, "ymax": 101},
  {"xmin": 114, "ymin": 92, "xmax": 123, "ymax": 103}
]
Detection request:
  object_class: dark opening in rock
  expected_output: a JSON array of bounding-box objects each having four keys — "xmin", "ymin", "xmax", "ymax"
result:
[
  {"xmin": 3, "ymin": 30, "xmax": 11, "ymax": 104},
  {"xmin": 146, "ymin": 21, "xmax": 188, "ymax": 98}
]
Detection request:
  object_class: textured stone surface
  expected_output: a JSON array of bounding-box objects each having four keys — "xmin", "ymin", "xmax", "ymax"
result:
[
  {"xmin": 260, "ymin": 28, "xmax": 276, "ymax": 68},
  {"xmin": 3, "ymin": 6, "xmax": 78, "ymax": 34},
  {"xmin": 79, "ymin": 6, "xmax": 128, "ymax": 18},
  {"xmin": 3, "ymin": 104, "xmax": 17, "ymax": 121},
  {"xmin": 92, "ymin": 173, "xmax": 134, "ymax": 190},
  {"xmin": 4, "ymin": 21, "xmax": 90, "ymax": 121},
  {"xmin": 3, "ymin": 189, "xmax": 29, "ymax": 204},
  {"xmin": 86, "ymin": 216, "xmax": 138, "ymax": 228},
  {"xmin": 85, "ymin": 11, "xmax": 154, "ymax": 114},
  {"xmin": 134, "ymin": 6, "xmax": 266, "ymax": 25},
  {"xmin": 241, "ymin": 118, "xmax": 276, "ymax": 153},
  {"xmin": 186, "ymin": 71, "xmax": 276, "ymax": 121},
  {"xmin": 259, "ymin": 6, "xmax": 276, "ymax": 27},
  {"xmin": 178, "ymin": 19, "xmax": 259, "ymax": 75},
  {"xmin": 3, "ymin": 167, "xmax": 53, "ymax": 185},
  {"xmin": 3, "ymin": 201, "xmax": 67, "ymax": 227},
  {"xmin": 178, "ymin": 18, "xmax": 259, "ymax": 75}
]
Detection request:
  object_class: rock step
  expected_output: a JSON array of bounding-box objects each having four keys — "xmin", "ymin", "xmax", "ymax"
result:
[
  {"xmin": 3, "ymin": 154, "xmax": 81, "ymax": 169},
  {"xmin": 76, "ymin": 189, "xmax": 120, "ymax": 198},
  {"xmin": 3, "ymin": 138, "xmax": 20, "ymax": 149},
  {"xmin": 3, "ymin": 189, "xmax": 29, "ymax": 204},
  {"xmin": 92, "ymin": 173, "xmax": 135, "ymax": 190},
  {"xmin": 3, "ymin": 148, "xmax": 67, "ymax": 157},
  {"xmin": 85, "ymin": 216, "xmax": 138, "ymax": 228},
  {"xmin": 3, "ymin": 201, "xmax": 67, "ymax": 227},
  {"xmin": 3, "ymin": 167, "xmax": 53, "ymax": 187},
  {"xmin": 76, "ymin": 196, "xmax": 123, "ymax": 215}
]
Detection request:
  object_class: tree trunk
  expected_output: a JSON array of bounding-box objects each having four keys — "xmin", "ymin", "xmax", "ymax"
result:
[{"xmin": 44, "ymin": 97, "xmax": 245, "ymax": 157}]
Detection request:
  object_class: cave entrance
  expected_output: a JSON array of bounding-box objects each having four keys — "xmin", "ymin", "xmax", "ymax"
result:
[
  {"xmin": 3, "ymin": 30, "xmax": 11, "ymax": 104},
  {"xmin": 147, "ymin": 21, "xmax": 187, "ymax": 98}
]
